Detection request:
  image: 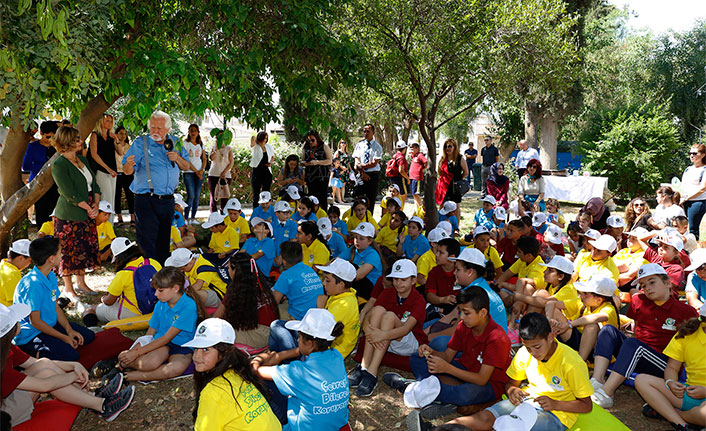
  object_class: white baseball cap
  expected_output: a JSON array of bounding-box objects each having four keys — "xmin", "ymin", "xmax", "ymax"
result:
[
  {"xmin": 449, "ymin": 247, "xmax": 486, "ymax": 266},
  {"xmin": 656, "ymin": 235, "xmax": 684, "ymax": 253},
  {"xmin": 224, "ymin": 198, "xmax": 242, "ymax": 211},
  {"xmin": 494, "ymin": 206, "xmax": 507, "ymax": 221},
  {"xmin": 173, "ymin": 194, "xmax": 188, "ymax": 208},
  {"xmin": 258, "ymin": 191, "xmax": 272, "ymax": 204},
  {"xmin": 627, "ymin": 227, "xmax": 649, "ymax": 238},
  {"xmin": 540, "ymin": 255, "xmax": 575, "ymax": 275},
  {"xmin": 473, "ymin": 225, "xmax": 490, "ymax": 238},
  {"xmin": 250, "ymin": 217, "xmax": 273, "ymax": 236},
  {"xmin": 437, "ymin": 220, "xmax": 453, "ymax": 236},
  {"xmin": 182, "ymin": 318, "xmax": 236, "ymax": 348},
  {"xmin": 543, "ymin": 224, "xmax": 563, "ymax": 245},
  {"xmin": 317, "ymin": 258, "xmax": 356, "ymax": 282},
  {"xmin": 607, "ymin": 215, "xmax": 626, "ymax": 229},
  {"xmin": 479, "ymin": 195, "xmax": 497, "ymax": 205},
  {"xmin": 493, "ymin": 402, "xmax": 538, "ymax": 431},
  {"xmin": 395, "ymin": 140, "xmax": 407, "ymax": 150},
  {"xmin": 428, "ymin": 227, "xmax": 449, "ymax": 243},
  {"xmin": 98, "ymin": 200, "xmax": 114, "ymax": 214},
  {"xmin": 390, "ymin": 184, "xmax": 401, "ymax": 193},
  {"xmin": 110, "ymin": 237, "xmax": 136, "ymax": 262},
  {"xmin": 274, "ymin": 200, "xmax": 292, "ymax": 213},
  {"xmin": 50, "ymin": 209, "xmax": 56, "ymax": 217},
  {"xmin": 685, "ymin": 248, "xmax": 706, "ymax": 271},
  {"xmin": 403, "ymin": 376, "xmax": 441, "ymax": 409},
  {"xmin": 202, "ymin": 212, "xmax": 226, "ymax": 229},
  {"xmin": 165, "ymin": 248, "xmax": 196, "ymax": 267},
  {"xmin": 309, "ymin": 195, "xmax": 319, "ymax": 206},
  {"xmin": 532, "ymin": 212, "xmax": 547, "ymax": 227},
  {"xmin": 317, "ymin": 217, "xmax": 332, "ymax": 237},
  {"xmin": 439, "ymin": 201, "xmax": 457, "ymax": 215},
  {"xmin": 700, "ymin": 303, "xmax": 706, "ymax": 317},
  {"xmin": 589, "ymin": 234, "xmax": 617, "ymax": 253},
  {"xmin": 285, "ymin": 308, "xmax": 337, "ymax": 341},
  {"xmin": 386, "ymin": 196, "xmax": 401, "ymax": 209},
  {"xmin": 0, "ymin": 302, "xmax": 31, "ymax": 338},
  {"xmin": 286, "ymin": 185, "xmax": 301, "ymax": 200},
  {"xmin": 352, "ymin": 222, "xmax": 375, "ymax": 238},
  {"xmin": 582, "ymin": 229, "xmax": 601, "ymax": 241},
  {"xmin": 575, "ymin": 276, "xmax": 617, "ymax": 297},
  {"xmin": 632, "ymin": 263, "xmax": 668, "ymax": 285},
  {"xmin": 9, "ymin": 239, "xmax": 30, "ymax": 257},
  {"xmin": 387, "ymin": 259, "xmax": 418, "ymax": 279},
  {"xmin": 407, "ymin": 216, "xmax": 424, "ymax": 230}
]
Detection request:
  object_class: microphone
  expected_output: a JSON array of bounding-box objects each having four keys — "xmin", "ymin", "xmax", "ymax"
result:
[{"xmin": 164, "ymin": 138, "xmax": 175, "ymax": 167}]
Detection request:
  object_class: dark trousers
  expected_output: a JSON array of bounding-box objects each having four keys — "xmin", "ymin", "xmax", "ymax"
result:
[
  {"xmin": 18, "ymin": 322, "xmax": 95, "ymax": 361},
  {"xmin": 354, "ymin": 171, "xmax": 380, "ymax": 214},
  {"xmin": 306, "ymin": 179, "xmax": 329, "ymax": 212},
  {"xmin": 207, "ymin": 176, "xmax": 232, "ymax": 213},
  {"xmin": 684, "ymin": 200, "xmax": 706, "ymax": 240},
  {"xmin": 250, "ymin": 170, "xmax": 272, "ymax": 209},
  {"xmin": 594, "ymin": 325, "xmax": 668, "ymax": 380},
  {"xmin": 115, "ymin": 173, "xmax": 135, "ymax": 216},
  {"xmin": 135, "ymin": 194, "xmax": 174, "ymax": 264},
  {"xmin": 34, "ymin": 184, "xmax": 59, "ymax": 227}
]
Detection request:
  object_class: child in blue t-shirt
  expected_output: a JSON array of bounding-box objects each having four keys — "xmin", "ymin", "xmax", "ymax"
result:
[
  {"xmin": 291, "ymin": 196, "xmax": 318, "ymax": 223},
  {"xmin": 117, "ymin": 267, "xmax": 200, "ymax": 381},
  {"xmin": 250, "ymin": 191, "xmax": 276, "ymax": 223},
  {"xmin": 241, "ymin": 217, "xmax": 276, "ymax": 275},
  {"xmin": 399, "ymin": 216, "xmax": 430, "ymax": 262},
  {"xmin": 685, "ymin": 250, "xmax": 706, "ymax": 309},
  {"xmin": 253, "ymin": 309, "xmax": 349, "ymax": 431},
  {"xmin": 347, "ymin": 222, "xmax": 383, "ymax": 300},
  {"xmin": 273, "ymin": 200, "xmax": 299, "ymax": 266},
  {"xmin": 318, "ymin": 218, "xmax": 348, "ymax": 259},
  {"xmin": 475, "ymin": 196, "xmax": 496, "ymax": 230},
  {"xmin": 13, "ymin": 236, "xmax": 96, "ymax": 361},
  {"xmin": 328, "ymin": 205, "xmax": 348, "ymax": 236},
  {"xmin": 438, "ymin": 201, "xmax": 459, "ymax": 235}
]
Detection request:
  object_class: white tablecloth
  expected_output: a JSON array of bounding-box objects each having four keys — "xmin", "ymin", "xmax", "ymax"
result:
[{"xmin": 544, "ymin": 176, "xmax": 608, "ymax": 203}]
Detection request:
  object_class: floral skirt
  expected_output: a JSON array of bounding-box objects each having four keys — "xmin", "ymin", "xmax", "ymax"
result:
[{"xmin": 55, "ymin": 218, "xmax": 100, "ymax": 276}]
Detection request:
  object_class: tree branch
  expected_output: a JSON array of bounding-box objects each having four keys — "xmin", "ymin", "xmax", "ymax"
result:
[{"xmin": 433, "ymin": 92, "xmax": 486, "ymax": 131}]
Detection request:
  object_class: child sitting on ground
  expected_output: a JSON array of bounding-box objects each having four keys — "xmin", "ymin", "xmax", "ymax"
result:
[
  {"xmin": 346, "ymin": 198, "xmax": 378, "ymax": 237},
  {"xmin": 13, "ymin": 236, "xmax": 95, "ymax": 361},
  {"xmin": 348, "ymin": 259, "xmax": 427, "ymax": 397},
  {"xmin": 291, "ymin": 196, "xmax": 318, "ymax": 223},
  {"xmin": 472, "ymin": 226, "xmax": 504, "ymax": 280},
  {"xmin": 250, "ymin": 191, "xmax": 276, "ymax": 223},
  {"xmin": 0, "ymin": 239, "xmax": 32, "ymax": 306},
  {"xmin": 635, "ymin": 230, "xmax": 685, "ymax": 298},
  {"xmin": 545, "ymin": 198, "xmax": 565, "ymax": 228},
  {"xmin": 272, "ymin": 200, "xmax": 298, "ymax": 266},
  {"xmin": 381, "ymin": 184, "xmax": 405, "ymax": 216},
  {"xmin": 425, "ymin": 238, "xmax": 462, "ymax": 316},
  {"xmin": 573, "ymin": 234, "xmax": 619, "ymax": 284},
  {"xmin": 496, "ymin": 236, "xmax": 545, "ymax": 309},
  {"xmin": 613, "ymin": 227, "xmax": 649, "ymax": 290},
  {"xmin": 201, "ymin": 212, "xmax": 240, "ymax": 266},
  {"xmin": 514, "ymin": 256, "xmax": 578, "ymax": 318},
  {"xmin": 685, "ymin": 249, "xmax": 706, "ymax": 309},
  {"xmin": 316, "ymin": 258, "xmax": 361, "ymax": 358},
  {"xmin": 495, "ymin": 219, "xmax": 525, "ymax": 270},
  {"xmin": 604, "ymin": 215, "xmax": 628, "ymax": 251},
  {"xmin": 223, "ymin": 198, "xmax": 250, "ymax": 247},
  {"xmin": 165, "ymin": 248, "xmax": 226, "ymax": 309},
  {"xmin": 96, "ymin": 201, "xmax": 117, "ymax": 263},
  {"xmin": 348, "ymin": 222, "xmax": 384, "ymax": 300},
  {"xmin": 270, "ymin": 242, "xmax": 324, "ymax": 323},
  {"xmin": 415, "ymin": 228, "xmax": 449, "ymax": 290},
  {"xmin": 240, "ymin": 217, "xmax": 276, "ymax": 275},
  {"xmin": 673, "ymin": 215, "xmax": 699, "ymax": 254},
  {"xmin": 328, "ymin": 205, "xmax": 348, "ymax": 236},
  {"xmin": 399, "ymin": 216, "xmax": 430, "ymax": 263},
  {"xmin": 296, "ymin": 221, "xmax": 330, "ymax": 269},
  {"xmin": 376, "ymin": 210, "xmax": 407, "ymax": 259},
  {"xmin": 378, "ymin": 196, "xmax": 401, "ymax": 229},
  {"xmin": 475, "ymin": 196, "xmax": 496, "ymax": 231},
  {"xmin": 439, "ymin": 201, "xmax": 459, "ymax": 235},
  {"xmin": 36, "ymin": 211, "xmax": 56, "ymax": 238},
  {"xmin": 309, "ymin": 195, "xmax": 327, "ymax": 220},
  {"xmin": 318, "ymin": 217, "xmax": 348, "ymax": 260},
  {"xmin": 566, "ymin": 221, "xmax": 583, "ymax": 258},
  {"xmin": 117, "ymin": 267, "xmax": 202, "ymax": 381}
]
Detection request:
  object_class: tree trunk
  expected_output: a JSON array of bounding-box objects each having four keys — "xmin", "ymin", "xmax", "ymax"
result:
[
  {"xmin": 524, "ymin": 102, "xmax": 540, "ymax": 149},
  {"xmin": 401, "ymin": 115, "xmax": 415, "ymax": 143},
  {"xmin": 539, "ymin": 114, "xmax": 558, "ymax": 170},
  {"xmin": 0, "ymin": 123, "xmax": 33, "ymax": 202},
  {"xmin": 418, "ymin": 121, "xmax": 438, "ymax": 231}
]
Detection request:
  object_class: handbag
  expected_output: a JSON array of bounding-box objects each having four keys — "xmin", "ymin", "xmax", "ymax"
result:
[
  {"xmin": 453, "ymin": 179, "xmax": 470, "ymax": 196},
  {"xmin": 214, "ymin": 181, "xmax": 230, "ymax": 200}
]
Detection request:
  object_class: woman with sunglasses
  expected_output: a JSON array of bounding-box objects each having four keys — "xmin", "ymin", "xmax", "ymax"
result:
[
  {"xmin": 625, "ymin": 198, "xmax": 653, "ymax": 231},
  {"xmin": 681, "ymin": 144, "xmax": 706, "ymax": 239},
  {"xmin": 302, "ymin": 130, "xmax": 332, "ymax": 213},
  {"xmin": 517, "ymin": 158, "xmax": 546, "ymax": 212},
  {"xmin": 435, "ymin": 139, "xmax": 468, "ymax": 219}
]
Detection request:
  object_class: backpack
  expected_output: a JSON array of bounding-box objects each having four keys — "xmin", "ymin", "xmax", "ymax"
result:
[
  {"xmin": 121, "ymin": 258, "xmax": 159, "ymax": 314},
  {"xmin": 386, "ymin": 157, "xmax": 399, "ymax": 177},
  {"xmin": 196, "ymin": 262, "xmax": 230, "ymax": 297}
]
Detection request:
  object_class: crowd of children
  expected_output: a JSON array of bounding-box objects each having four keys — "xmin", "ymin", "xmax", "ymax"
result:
[{"xmin": 2, "ymin": 167, "xmax": 706, "ymax": 431}]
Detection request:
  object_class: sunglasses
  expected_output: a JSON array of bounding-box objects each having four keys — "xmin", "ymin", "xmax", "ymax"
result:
[
  {"xmin": 634, "ymin": 203, "xmax": 645, "ymax": 207},
  {"xmin": 308, "ymin": 138, "xmax": 316, "ymax": 143},
  {"xmin": 690, "ymin": 152, "xmax": 699, "ymax": 156},
  {"xmin": 444, "ymin": 145, "xmax": 454, "ymax": 149}
]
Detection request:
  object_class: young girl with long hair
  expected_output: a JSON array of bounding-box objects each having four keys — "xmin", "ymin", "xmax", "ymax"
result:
[
  {"xmin": 185, "ymin": 318, "xmax": 281, "ymax": 431},
  {"xmin": 652, "ymin": 186, "xmax": 685, "ymax": 229},
  {"xmin": 291, "ymin": 196, "xmax": 317, "ymax": 223},
  {"xmin": 277, "ymin": 154, "xmax": 305, "ymax": 197},
  {"xmin": 213, "ymin": 253, "xmax": 279, "ymax": 350}
]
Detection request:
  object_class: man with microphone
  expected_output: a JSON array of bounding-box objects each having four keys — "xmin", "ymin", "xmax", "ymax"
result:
[{"xmin": 122, "ymin": 110, "xmax": 192, "ymax": 263}]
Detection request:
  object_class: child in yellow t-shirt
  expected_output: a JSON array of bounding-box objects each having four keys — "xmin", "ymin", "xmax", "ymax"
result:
[
  {"xmin": 37, "ymin": 216, "xmax": 55, "ymax": 237},
  {"xmin": 375, "ymin": 210, "xmax": 407, "ymax": 257},
  {"xmin": 471, "ymin": 226, "xmax": 503, "ymax": 279},
  {"xmin": 613, "ymin": 227, "xmax": 649, "ymax": 288},
  {"xmin": 223, "ymin": 198, "xmax": 250, "ymax": 247},
  {"xmin": 202, "ymin": 212, "xmax": 240, "ymax": 267},
  {"xmin": 96, "ymin": 201, "xmax": 117, "ymax": 263},
  {"xmin": 345, "ymin": 198, "xmax": 378, "ymax": 237},
  {"xmin": 378, "ymin": 196, "xmax": 402, "ymax": 229},
  {"xmin": 496, "ymin": 237, "xmax": 546, "ymax": 311},
  {"xmin": 573, "ymin": 234, "xmax": 619, "ymax": 284},
  {"xmin": 309, "ymin": 195, "xmax": 328, "ymax": 220},
  {"xmin": 510, "ymin": 255, "xmax": 580, "ymax": 319},
  {"xmin": 0, "ymin": 239, "xmax": 32, "ymax": 306},
  {"xmin": 316, "ymin": 258, "xmax": 361, "ymax": 358}
]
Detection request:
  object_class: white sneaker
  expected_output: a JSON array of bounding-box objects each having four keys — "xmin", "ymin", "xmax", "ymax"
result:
[
  {"xmin": 590, "ymin": 377, "xmax": 604, "ymax": 390},
  {"xmin": 591, "ymin": 387, "xmax": 614, "ymax": 408}
]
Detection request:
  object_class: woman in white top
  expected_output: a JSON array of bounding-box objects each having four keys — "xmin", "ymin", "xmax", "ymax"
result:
[
  {"xmin": 680, "ymin": 144, "xmax": 706, "ymax": 239},
  {"xmin": 208, "ymin": 135, "xmax": 234, "ymax": 213},
  {"xmin": 517, "ymin": 158, "xmax": 546, "ymax": 212},
  {"xmin": 249, "ymin": 131, "xmax": 274, "ymax": 209},
  {"xmin": 651, "ymin": 186, "xmax": 685, "ymax": 229},
  {"xmin": 182, "ymin": 124, "xmax": 207, "ymax": 223}
]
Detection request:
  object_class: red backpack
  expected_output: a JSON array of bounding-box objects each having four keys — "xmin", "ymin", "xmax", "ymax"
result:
[{"xmin": 386, "ymin": 157, "xmax": 399, "ymax": 177}]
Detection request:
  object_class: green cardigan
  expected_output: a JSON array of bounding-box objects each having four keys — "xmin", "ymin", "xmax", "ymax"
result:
[{"xmin": 52, "ymin": 154, "xmax": 101, "ymax": 221}]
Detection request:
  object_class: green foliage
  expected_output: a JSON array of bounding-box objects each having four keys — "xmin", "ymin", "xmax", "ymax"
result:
[
  {"xmin": 581, "ymin": 103, "xmax": 684, "ymax": 197},
  {"xmin": 209, "ymin": 128, "xmax": 233, "ymax": 150},
  {"xmin": 487, "ymin": 100, "xmax": 524, "ymax": 147}
]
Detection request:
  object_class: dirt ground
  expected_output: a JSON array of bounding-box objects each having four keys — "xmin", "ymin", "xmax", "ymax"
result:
[{"xmin": 59, "ymin": 195, "xmax": 661, "ymax": 430}]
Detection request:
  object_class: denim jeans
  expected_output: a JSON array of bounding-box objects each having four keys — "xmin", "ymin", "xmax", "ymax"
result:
[
  {"xmin": 268, "ymin": 320, "xmax": 298, "ymax": 353},
  {"xmin": 182, "ymin": 172, "xmax": 203, "ymax": 219},
  {"xmin": 487, "ymin": 399, "xmax": 567, "ymax": 431},
  {"xmin": 684, "ymin": 200, "xmax": 706, "ymax": 240}
]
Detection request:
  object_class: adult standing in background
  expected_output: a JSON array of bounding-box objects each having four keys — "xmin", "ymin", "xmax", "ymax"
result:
[
  {"xmin": 464, "ymin": 142, "xmax": 477, "ymax": 182},
  {"xmin": 209, "ymin": 133, "xmax": 235, "ymax": 213},
  {"xmin": 681, "ymin": 143, "xmax": 706, "ymax": 239},
  {"xmin": 480, "ymin": 136, "xmax": 499, "ymax": 198},
  {"xmin": 514, "ymin": 139, "xmax": 539, "ymax": 178},
  {"xmin": 22, "ymin": 120, "xmax": 59, "ymax": 227},
  {"xmin": 88, "ymin": 114, "xmax": 120, "ymax": 222},
  {"xmin": 435, "ymin": 138, "xmax": 468, "ymax": 220},
  {"xmin": 123, "ymin": 111, "xmax": 190, "ymax": 264},
  {"xmin": 388, "ymin": 140, "xmax": 410, "ymax": 204},
  {"xmin": 302, "ymin": 130, "xmax": 332, "ymax": 212},
  {"xmin": 249, "ymin": 131, "xmax": 274, "ymax": 210},
  {"xmin": 352, "ymin": 123, "xmax": 382, "ymax": 213},
  {"xmin": 51, "ymin": 126, "xmax": 101, "ymax": 302},
  {"xmin": 182, "ymin": 124, "xmax": 207, "ymax": 224},
  {"xmin": 114, "ymin": 126, "xmax": 135, "ymax": 225},
  {"xmin": 333, "ymin": 139, "xmax": 353, "ymax": 200}
]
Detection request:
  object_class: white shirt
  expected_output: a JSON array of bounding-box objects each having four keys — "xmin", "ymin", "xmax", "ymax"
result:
[
  {"xmin": 249, "ymin": 143, "xmax": 275, "ymax": 169},
  {"xmin": 652, "ymin": 204, "xmax": 685, "ymax": 226},
  {"xmin": 681, "ymin": 165, "xmax": 706, "ymax": 201},
  {"xmin": 78, "ymin": 164, "xmax": 93, "ymax": 190},
  {"xmin": 352, "ymin": 139, "xmax": 382, "ymax": 172},
  {"xmin": 183, "ymin": 141, "xmax": 203, "ymax": 172},
  {"xmin": 515, "ymin": 147, "xmax": 540, "ymax": 169}
]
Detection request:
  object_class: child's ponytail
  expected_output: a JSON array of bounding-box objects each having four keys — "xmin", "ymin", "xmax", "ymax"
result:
[
  {"xmin": 676, "ymin": 316, "xmax": 705, "ymax": 339},
  {"xmin": 301, "ymin": 321, "xmax": 345, "ymax": 352}
]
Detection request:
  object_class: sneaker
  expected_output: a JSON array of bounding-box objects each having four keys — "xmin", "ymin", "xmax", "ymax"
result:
[
  {"xmin": 348, "ymin": 365, "xmax": 364, "ymax": 388},
  {"xmin": 95, "ymin": 372, "xmax": 123, "ymax": 398},
  {"xmin": 420, "ymin": 401, "xmax": 457, "ymax": 419},
  {"xmin": 91, "ymin": 358, "xmax": 119, "ymax": 379},
  {"xmin": 382, "ymin": 372, "xmax": 413, "ymax": 393},
  {"xmin": 100, "ymin": 386, "xmax": 135, "ymax": 422},
  {"xmin": 590, "ymin": 377, "xmax": 604, "ymax": 390},
  {"xmin": 406, "ymin": 410, "xmax": 434, "ymax": 431},
  {"xmin": 591, "ymin": 387, "xmax": 614, "ymax": 408},
  {"xmin": 100, "ymin": 366, "xmax": 123, "ymax": 385},
  {"xmin": 354, "ymin": 371, "xmax": 378, "ymax": 397}
]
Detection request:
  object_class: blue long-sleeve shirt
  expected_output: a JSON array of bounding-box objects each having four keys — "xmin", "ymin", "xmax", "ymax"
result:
[{"xmin": 22, "ymin": 140, "xmax": 55, "ymax": 180}]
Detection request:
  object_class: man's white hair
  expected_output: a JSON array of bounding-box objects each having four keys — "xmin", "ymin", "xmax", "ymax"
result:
[{"xmin": 149, "ymin": 110, "xmax": 172, "ymax": 131}]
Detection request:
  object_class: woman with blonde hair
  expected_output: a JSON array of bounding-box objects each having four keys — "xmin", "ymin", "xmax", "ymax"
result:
[
  {"xmin": 435, "ymin": 139, "xmax": 468, "ymax": 219},
  {"xmin": 88, "ymin": 114, "xmax": 120, "ymax": 219}
]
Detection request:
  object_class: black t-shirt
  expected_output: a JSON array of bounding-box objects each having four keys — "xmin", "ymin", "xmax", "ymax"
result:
[{"xmin": 481, "ymin": 145, "xmax": 499, "ymax": 167}]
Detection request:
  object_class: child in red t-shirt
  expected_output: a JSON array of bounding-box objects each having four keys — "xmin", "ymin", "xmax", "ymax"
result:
[
  {"xmin": 636, "ymin": 230, "xmax": 685, "ymax": 297},
  {"xmin": 425, "ymin": 238, "xmax": 461, "ymax": 315},
  {"xmin": 348, "ymin": 259, "xmax": 427, "ymax": 398},
  {"xmin": 0, "ymin": 303, "xmax": 135, "ymax": 427}
]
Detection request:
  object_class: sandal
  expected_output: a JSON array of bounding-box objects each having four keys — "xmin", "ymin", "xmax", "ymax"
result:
[{"xmin": 642, "ymin": 402, "xmax": 663, "ymax": 420}]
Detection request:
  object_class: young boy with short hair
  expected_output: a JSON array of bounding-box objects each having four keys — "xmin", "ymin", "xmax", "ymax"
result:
[
  {"xmin": 496, "ymin": 236, "xmax": 545, "ymax": 306},
  {"xmin": 423, "ymin": 313, "xmax": 593, "ymax": 431},
  {"xmin": 438, "ymin": 201, "xmax": 459, "ymax": 234},
  {"xmin": 672, "ymin": 215, "xmax": 698, "ymax": 253},
  {"xmin": 201, "ymin": 212, "xmax": 240, "ymax": 266},
  {"xmin": 318, "ymin": 217, "xmax": 347, "ymax": 260},
  {"xmin": 425, "ymin": 238, "xmax": 461, "ymax": 315},
  {"xmin": 250, "ymin": 191, "xmax": 276, "ymax": 223},
  {"xmin": 495, "ymin": 219, "xmax": 524, "ymax": 270},
  {"xmin": 604, "ymin": 215, "xmax": 628, "ymax": 251},
  {"xmin": 316, "ymin": 258, "xmax": 361, "ymax": 358},
  {"xmin": 348, "ymin": 259, "xmax": 428, "ymax": 397},
  {"xmin": 0, "ymin": 239, "xmax": 32, "ymax": 306},
  {"xmin": 13, "ymin": 236, "xmax": 96, "ymax": 360},
  {"xmin": 415, "ymin": 227, "xmax": 450, "ymax": 289},
  {"xmin": 475, "ymin": 196, "xmax": 496, "ymax": 231},
  {"xmin": 272, "ymin": 200, "xmax": 298, "ymax": 261},
  {"xmin": 223, "ymin": 198, "xmax": 250, "ymax": 247},
  {"xmin": 96, "ymin": 201, "xmax": 117, "ymax": 263},
  {"xmin": 399, "ymin": 216, "xmax": 430, "ymax": 263}
]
